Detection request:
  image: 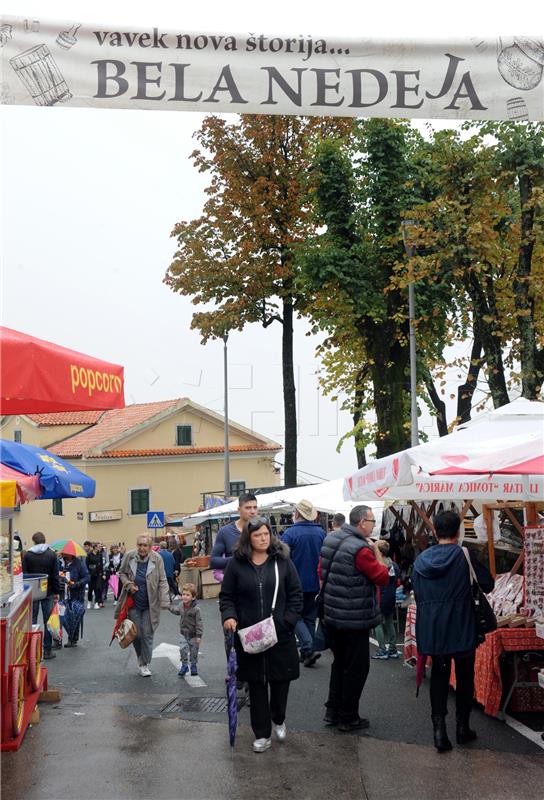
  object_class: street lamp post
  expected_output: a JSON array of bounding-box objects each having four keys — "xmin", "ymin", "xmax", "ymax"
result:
[
  {"xmin": 223, "ymin": 334, "xmax": 230, "ymax": 500},
  {"xmin": 402, "ymin": 220, "xmax": 419, "ymax": 448}
]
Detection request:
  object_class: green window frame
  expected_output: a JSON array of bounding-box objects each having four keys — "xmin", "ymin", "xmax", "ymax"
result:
[
  {"xmin": 229, "ymin": 481, "xmax": 246, "ymax": 497},
  {"xmin": 52, "ymin": 498, "xmax": 63, "ymax": 516},
  {"xmin": 176, "ymin": 424, "xmax": 193, "ymax": 446},
  {"xmin": 130, "ymin": 488, "xmax": 150, "ymax": 516}
]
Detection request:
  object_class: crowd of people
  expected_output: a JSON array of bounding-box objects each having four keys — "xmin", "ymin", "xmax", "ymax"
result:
[{"xmin": 21, "ymin": 495, "xmax": 493, "ymax": 755}]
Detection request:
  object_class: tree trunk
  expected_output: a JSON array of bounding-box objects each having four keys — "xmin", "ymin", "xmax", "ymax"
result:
[
  {"xmin": 515, "ymin": 174, "xmax": 540, "ymax": 398},
  {"xmin": 456, "ymin": 331, "xmax": 483, "ymax": 424},
  {"xmin": 352, "ymin": 367, "xmax": 367, "ymax": 468},
  {"xmin": 465, "ymin": 271, "xmax": 509, "ymax": 407},
  {"xmin": 367, "ymin": 329, "xmax": 411, "ymax": 457},
  {"xmin": 423, "ymin": 368, "xmax": 448, "ymax": 436},
  {"xmin": 282, "ymin": 297, "xmax": 297, "ymax": 487}
]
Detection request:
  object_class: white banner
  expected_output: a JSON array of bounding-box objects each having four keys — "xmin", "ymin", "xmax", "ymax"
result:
[
  {"xmin": 344, "ymin": 472, "xmax": 544, "ymax": 502},
  {"xmin": 1, "ymin": 17, "xmax": 543, "ymax": 120}
]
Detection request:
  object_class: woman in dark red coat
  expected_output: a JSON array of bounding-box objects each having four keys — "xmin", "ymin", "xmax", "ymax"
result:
[{"xmin": 219, "ymin": 518, "xmax": 302, "ymax": 753}]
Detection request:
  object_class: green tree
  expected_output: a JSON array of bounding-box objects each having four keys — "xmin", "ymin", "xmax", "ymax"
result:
[
  {"xmin": 398, "ymin": 123, "xmax": 544, "ymax": 421},
  {"xmin": 165, "ymin": 114, "xmax": 351, "ymax": 486},
  {"xmin": 301, "ymin": 119, "xmax": 450, "ymax": 459}
]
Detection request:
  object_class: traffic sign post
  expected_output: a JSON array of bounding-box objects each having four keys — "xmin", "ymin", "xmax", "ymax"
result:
[{"xmin": 147, "ymin": 511, "xmax": 165, "ymax": 529}]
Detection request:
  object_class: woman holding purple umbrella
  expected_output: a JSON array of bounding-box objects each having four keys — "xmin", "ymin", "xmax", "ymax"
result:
[{"xmin": 219, "ymin": 518, "xmax": 302, "ymax": 753}]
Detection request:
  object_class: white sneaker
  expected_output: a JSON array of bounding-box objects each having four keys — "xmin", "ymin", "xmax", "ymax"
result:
[
  {"xmin": 94, "ymin": 602, "xmax": 100, "ymax": 609},
  {"xmin": 273, "ymin": 723, "xmax": 287, "ymax": 742},
  {"xmin": 86, "ymin": 602, "xmax": 91, "ymax": 609},
  {"xmin": 252, "ymin": 737, "xmax": 271, "ymax": 753},
  {"xmin": 139, "ymin": 665, "xmax": 152, "ymax": 677}
]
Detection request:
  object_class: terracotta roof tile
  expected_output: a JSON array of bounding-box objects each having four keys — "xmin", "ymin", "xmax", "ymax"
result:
[
  {"xmin": 49, "ymin": 400, "xmax": 182, "ymax": 457},
  {"xmin": 27, "ymin": 411, "xmax": 105, "ymax": 425},
  {"xmin": 47, "ymin": 399, "xmax": 281, "ymax": 458},
  {"xmin": 86, "ymin": 445, "xmax": 280, "ymax": 459}
]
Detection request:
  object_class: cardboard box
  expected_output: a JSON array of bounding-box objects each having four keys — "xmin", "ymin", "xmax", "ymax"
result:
[
  {"xmin": 201, "ymin": 569, "xmax": 219, "ymax": 586},
  {"xmin": 201, "ymin": 582, "xmax": 221, "ymax": 600}
]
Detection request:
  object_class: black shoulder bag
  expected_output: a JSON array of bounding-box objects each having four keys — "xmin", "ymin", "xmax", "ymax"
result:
[{"xmin": 462, "ymin": 547, "xmax": 497, "ymax": 645}]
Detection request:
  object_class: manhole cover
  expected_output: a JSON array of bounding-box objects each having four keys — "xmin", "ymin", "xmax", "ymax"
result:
[{"xmin": 161, "ymin": 695, "xmax": 247, "ymax": 714}]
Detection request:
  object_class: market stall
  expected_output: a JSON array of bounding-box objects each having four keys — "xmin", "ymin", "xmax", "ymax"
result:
[
  {"xmin": 344, "ymin": 399, "xmax": 544, "ymax": 719},
  {"xmin": 0, "ymin": 449, "xmax": 96, "ymax": 751},
  {"xmin": 1, "ymin": 500, "xmax": 46, "ymax": 750},
  {"xmin": 0, "ymin": 326, "xmax": 125, "ymax": 751}
]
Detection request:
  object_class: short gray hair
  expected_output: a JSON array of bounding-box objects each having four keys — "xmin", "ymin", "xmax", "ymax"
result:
[
  {"xmin": 136, "ymin": 534, "xmax": 153, "ymax": 546},
  {"xmin": 349, "ymin": 505, "xmax": 372, "ymax": 527}
]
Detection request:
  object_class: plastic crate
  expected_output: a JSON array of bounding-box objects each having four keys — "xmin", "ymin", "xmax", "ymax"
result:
[{"xmin": 507, "ymin": 685, "xmax": 544, "ymax": 713}]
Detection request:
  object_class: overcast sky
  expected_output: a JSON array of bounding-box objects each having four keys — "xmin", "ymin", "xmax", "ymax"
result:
[{"xmin": 0, "ymin": 2, "xmax": 536, "ymax": 484}]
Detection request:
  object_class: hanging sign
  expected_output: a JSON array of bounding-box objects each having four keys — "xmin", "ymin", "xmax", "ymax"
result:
[
  {"xmin": 1, "ymin": 17, "xmax": 543, "ymax": 120},
  {"xmin": 523, "ymin": 526, "xmax": 544, "ymax": 615}
]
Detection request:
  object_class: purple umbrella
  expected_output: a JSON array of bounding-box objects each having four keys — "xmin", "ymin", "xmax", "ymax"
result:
[{"xmin": 225, "ymin": 632, "xmax": 238, "ymax": 747}]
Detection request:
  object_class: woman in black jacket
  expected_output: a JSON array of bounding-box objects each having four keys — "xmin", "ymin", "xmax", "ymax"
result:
[{"xmin": 220, "ymin": 517, "xmax": 303, "ymax": 753}]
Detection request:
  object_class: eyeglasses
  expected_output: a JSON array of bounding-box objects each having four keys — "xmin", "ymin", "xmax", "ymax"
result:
[{"xmin": 364, "ymin": 518, "xmax": 376, "ymax": 524}]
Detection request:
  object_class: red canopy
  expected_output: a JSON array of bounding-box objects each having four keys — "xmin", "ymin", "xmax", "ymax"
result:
[{"xmin": 0, "ymin": 327, "xmax": 125, "ymax": 414}]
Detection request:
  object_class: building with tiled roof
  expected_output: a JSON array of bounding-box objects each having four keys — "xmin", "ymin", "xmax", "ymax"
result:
[{"xmin": 0, "ymin": 399, "xmax": 281, "ymax": 547}]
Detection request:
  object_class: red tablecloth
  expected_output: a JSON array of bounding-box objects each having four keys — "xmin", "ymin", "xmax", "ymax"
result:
[
  {"xmin": 403, "ymin": 604, "xmax": 418, "ymax": 664},
  {"xmin": 469, "ymin": 627, "xmax": 544, "ymax": 717}
]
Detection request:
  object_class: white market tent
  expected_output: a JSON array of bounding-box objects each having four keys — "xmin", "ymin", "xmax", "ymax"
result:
[
  {"xmin": 175, "ymin": 479, "xmax": 383, "ymax": 529},
  {"xmin": 343, "ymin": 398, "xmax": 544, "ymax": 503}
]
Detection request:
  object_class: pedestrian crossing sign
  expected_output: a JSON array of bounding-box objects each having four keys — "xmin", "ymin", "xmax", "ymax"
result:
[{"xmin": 147, "ymin": 511, "xmax": 165, "ymax": 529}]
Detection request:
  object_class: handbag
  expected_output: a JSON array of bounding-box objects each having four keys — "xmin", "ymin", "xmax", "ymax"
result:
[
  {"xmin": 115, "ymin": 618, "xmax": 138, "ymax": 648},
  {"xmin": 462, "ymin": 547, "xmax": 497, "ymax": 645},
  {"xmin": 314, "ymin": 619, "xmax": 329, "ymax": 652},
  {"xmin": 238, "ymin": 561, "xmax": 279, "ymax": 654}
]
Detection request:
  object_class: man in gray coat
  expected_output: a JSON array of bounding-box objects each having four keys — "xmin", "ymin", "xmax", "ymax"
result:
[{"xmin": 117, "ymin": 534, "xmax": 169, "ymax": 676}]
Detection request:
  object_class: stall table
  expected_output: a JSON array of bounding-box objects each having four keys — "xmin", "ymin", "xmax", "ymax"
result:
[{"xmin": 459, "ymin": 627, "xmax": 544, "ymax": 718}]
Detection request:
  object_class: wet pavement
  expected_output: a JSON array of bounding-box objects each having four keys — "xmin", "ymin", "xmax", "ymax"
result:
[{"xmin": 2, "ymin": 599, "xmax": 543, "ymax": 799}]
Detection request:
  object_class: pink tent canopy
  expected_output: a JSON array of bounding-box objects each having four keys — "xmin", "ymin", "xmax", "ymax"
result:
[
  {"xmin": 344, "ymin": 399, "xmax": 544, "ymax": 502},
  {"xmin": 0, "ymin": 463, "xmax": 42, "ymax": 506}
]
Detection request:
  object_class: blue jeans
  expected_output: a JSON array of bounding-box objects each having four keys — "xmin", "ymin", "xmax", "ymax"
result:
[
  {"xmin": 375, "ymin": 613, "xmax": 397, "ymax": 652},
  {"xmin": 180, "ymin": 635, "xmax": 199, "ymax": 667},
  {"xmin": 32, "ymin": 596, "xmax": 54, "ymax": 652},
  {"xmin": 295, "ymin": 592, "xmax": 318, "ymax": 656}
]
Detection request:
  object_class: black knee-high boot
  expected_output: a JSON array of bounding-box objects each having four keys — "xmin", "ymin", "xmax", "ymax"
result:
[
  {"xmin": 456, "ymin": 714, "xmax": 477, "ymax": 744},
  {"xmin": 431, "ymin": 714, "xmax": 453, "ymax": 752}
]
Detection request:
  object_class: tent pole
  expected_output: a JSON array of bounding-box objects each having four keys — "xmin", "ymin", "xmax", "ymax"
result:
[{"xmin": 483, "ymin": 504, "xmax": 496, "ymax": 577}]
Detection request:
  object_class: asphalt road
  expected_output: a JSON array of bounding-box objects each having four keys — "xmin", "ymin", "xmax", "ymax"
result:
[{"xmin": 2, "ymin": 598, "xmax": 543, "ymax": 800}]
